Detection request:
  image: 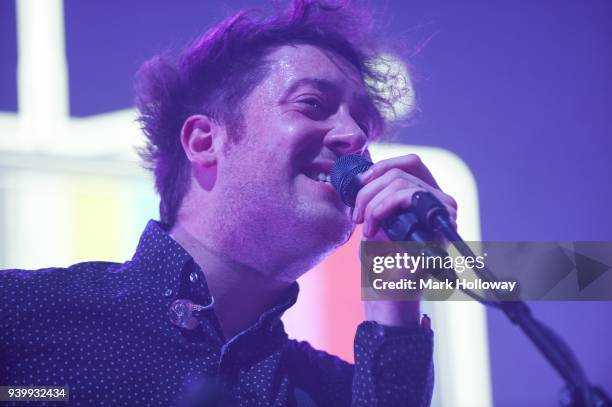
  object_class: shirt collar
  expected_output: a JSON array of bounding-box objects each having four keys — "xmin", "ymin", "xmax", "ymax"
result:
[
  {"xmin": 130, "ymin": 220, "xmax": 192, "ymax": 299},
  {"xmin": 131, "ymin": 220, "xmax": 299, "ymax": 335},
  {"xmin": 131, "ymin": 219, "xmax": 192, "ymax": 273}
]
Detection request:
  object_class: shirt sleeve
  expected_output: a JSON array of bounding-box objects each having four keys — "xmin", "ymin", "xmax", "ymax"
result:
[
  {"xmin": 351, "ymin": 320, "xmax": 434, "ymax": 407},
  {"xmin": 284, "ymin": 339, "xmax": 355, "ymax": 406}
]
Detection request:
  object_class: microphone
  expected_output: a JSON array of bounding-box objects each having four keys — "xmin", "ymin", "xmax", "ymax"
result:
[
  {"xmin": 329, "ymin": 154, "xmax": 454, "ymax": 243},
  {"xmin": 330, "ymin": 153, "xmax": 458, "ymax": 294}
]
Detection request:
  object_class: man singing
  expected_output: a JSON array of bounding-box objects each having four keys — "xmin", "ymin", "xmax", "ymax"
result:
[{"xmin": 1, "ymin": 0, "xmax": 457, "ymax": 405}]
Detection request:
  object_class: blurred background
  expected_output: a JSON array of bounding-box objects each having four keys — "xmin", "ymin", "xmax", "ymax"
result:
[{"xmin": 0, "ymin": 0, "xmax": 610, "ymax": 405}]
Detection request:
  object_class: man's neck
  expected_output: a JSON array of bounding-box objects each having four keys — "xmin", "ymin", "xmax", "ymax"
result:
[{"xmin": 169, "ymin": 221, "xmax": 293, "ymax": 341}]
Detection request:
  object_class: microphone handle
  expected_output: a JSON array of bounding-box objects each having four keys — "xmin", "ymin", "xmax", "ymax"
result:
[{"xmin": 381, "ymin": 210, "xmax": 457, "ymax": 283}]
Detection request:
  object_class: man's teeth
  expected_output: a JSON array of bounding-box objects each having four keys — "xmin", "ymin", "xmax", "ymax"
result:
[{"xmin": 315, "ymin": 172, "xmax": 331, "ymax": 183}]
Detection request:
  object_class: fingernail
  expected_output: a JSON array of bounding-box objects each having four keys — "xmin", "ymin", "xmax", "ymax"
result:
[
  {"xmin": 352, "ymin": 209, "xmax": 358, "ymax": 222},
  {"xmin": 364, "ymin": 221, "xmax": 370, "ymax": 236}
]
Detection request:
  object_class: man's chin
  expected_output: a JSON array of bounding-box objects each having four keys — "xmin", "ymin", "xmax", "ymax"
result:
[
  {"xmin": 310, "ymin": 215, "xmax": 355, "ymax": 250},
  {"xmin": 290, "ymin": 198, "xmax": 355, "ymax": 250}
]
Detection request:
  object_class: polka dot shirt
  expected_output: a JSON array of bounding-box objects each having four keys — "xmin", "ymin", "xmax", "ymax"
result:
[{"xmin": 0, "ymin": 220, "xmax": 434, "ymax": 406}]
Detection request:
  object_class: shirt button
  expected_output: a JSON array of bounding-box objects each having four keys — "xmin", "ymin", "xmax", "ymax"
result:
[
  {"xmin": 163, "ymin": 288, "xmax": 173, "ymax": 297},
  {"xmin": 189, "ymin": 272, "xmax": 199, "ymax": 283}
]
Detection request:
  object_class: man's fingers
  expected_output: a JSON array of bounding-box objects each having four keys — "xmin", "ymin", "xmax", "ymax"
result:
[
  {"xmin": 353, "ymin": 154, "xmax": 459, "ymax": 240},
  {"xmin": 363, "ymin": 188, "xmax": 457, "ymax": 238},
  {"xmin": 360, "ymin": 185, "xmax": 458, "ymax": 238},
  {"xmin": 361, "ymin": 180, "xmax": 409, "ymax": 228},
  {"xmin": 361, "ymin": 154, "xmax": 440, "ymax": 189},
  {"xmin": 354, "ymin": 170, "xmax": 430, "ymax": 223},
  {"xmin": 365, "ymin": 189, "xmax": 415, "ymax": 238}
]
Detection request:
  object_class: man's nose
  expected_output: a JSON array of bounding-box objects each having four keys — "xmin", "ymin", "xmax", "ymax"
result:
[{"xmin": 323, "ymin": 111, "xmax": 368, "ymax": 155}]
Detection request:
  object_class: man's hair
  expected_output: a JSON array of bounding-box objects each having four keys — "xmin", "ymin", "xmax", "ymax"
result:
[{"xmin": 135, "ymin": 0, "xmax": 399, "ymax": 227}]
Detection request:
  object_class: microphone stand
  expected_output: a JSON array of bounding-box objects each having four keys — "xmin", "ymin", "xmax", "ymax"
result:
[
  {"xmin": 330, "ymin": 154, "xmax": 610, "ymax": 406},
  {"xmin": 383, "ymin": 191, "xmax": 611, "ymax": 407}
]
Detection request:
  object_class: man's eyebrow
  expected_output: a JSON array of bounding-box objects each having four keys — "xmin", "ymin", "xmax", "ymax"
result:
[
  {"xmin": 279, "ymin": 77, "xmax": 339, "ymax": 102},
  {"xmin": 280, "ymin": 77, "xmax": 376, "ymax": 111}
]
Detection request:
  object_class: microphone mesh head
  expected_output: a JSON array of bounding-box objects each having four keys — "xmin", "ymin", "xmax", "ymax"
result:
[{"xmin": 330, "ymin": 154, "xmax": 372, "ymax": 207}]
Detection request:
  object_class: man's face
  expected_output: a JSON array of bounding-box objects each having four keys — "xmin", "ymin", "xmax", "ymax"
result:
[{"xmin": 213, "ymin": 44, "xmax": 377, "ymax": 277}]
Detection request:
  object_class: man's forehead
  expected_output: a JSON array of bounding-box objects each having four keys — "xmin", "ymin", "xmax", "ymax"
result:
[{"xmin": 266, "ymin": 44, "xmax": 368, "ymax": 98}]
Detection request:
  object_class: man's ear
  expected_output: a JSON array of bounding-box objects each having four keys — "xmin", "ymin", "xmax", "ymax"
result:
[{"xmin": 180, "ymin": 115, "xmax": 222, "ymax": 168}]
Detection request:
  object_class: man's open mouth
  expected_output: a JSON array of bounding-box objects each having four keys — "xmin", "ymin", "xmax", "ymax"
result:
[
  {"xmin": 301, "ymin": 161, "xmax": 334, "ymax": 185},
  {"xmin": 304, "ymin": 169, "xmax": 332, "ymax": 184}
]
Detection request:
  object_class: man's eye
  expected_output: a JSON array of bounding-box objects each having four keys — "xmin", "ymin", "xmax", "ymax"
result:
[{"xmin": 299, "ymin": 97, "xmax": 322, "ymax": 109}]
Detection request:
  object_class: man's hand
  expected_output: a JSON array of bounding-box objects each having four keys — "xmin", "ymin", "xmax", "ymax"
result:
[
  {"xmin": 354, "ymin": 154, "xmax": 458, "ymax": 328},
  {"xmin": 352, "ymin": 154, "xmax": 458, "ymax": 240}
]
